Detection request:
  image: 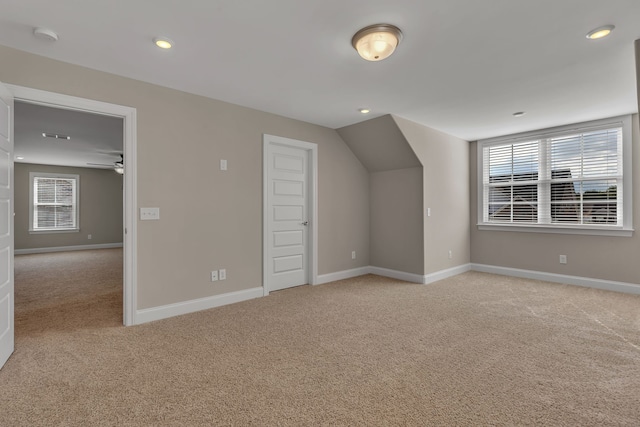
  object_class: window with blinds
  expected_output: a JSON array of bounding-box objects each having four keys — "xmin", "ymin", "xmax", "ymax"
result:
[
  {"xmin": 29, "ymin": 173, "xmax": 79, "ymax": 232},
  {"xmin": 478, "ymin": 116, "xmax": 631, "ymax": 233}
]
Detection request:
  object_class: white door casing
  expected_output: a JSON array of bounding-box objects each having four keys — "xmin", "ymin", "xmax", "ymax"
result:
[
  {"xmin": 263, "ymin": 135, "xmax": 317, "ymax": 295},
  {"xmin": 7, "ymin": 84, "xmax": 138, "ymax": 326},
  {"xmin": 0, "ymin": 81, "xmax": 14, "ymax": 370}
]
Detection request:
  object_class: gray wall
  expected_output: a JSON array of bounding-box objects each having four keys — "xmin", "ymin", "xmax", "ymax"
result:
[
  {"xmin": 0, "ymin": 45, "xmax": 370, "ymax": 309},
  {"xmin": 469, "ymin": 113, "xmax": 640, "ymax": 284},
  {"xmin": 370, "ymin": 167, "xmax": 424, "ymax": 274},
  {"xmin": 14, "ymin": 163, "xmax": 123, "ymax": 250},
  {"xmin": 393, "ymin": 116, "xmax": 471, "ymax": 275},
  {"xmin": 467, "ymin": 38, "xmax": 640, "ymax": 284}
]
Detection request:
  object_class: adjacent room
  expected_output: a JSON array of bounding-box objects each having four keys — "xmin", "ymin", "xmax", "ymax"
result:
[
  {"xmin": 12, "ymin": 101, "xmax": 125, "ymax": 330},
  {"xmin": 0, "ymin": 1, "xmax": 639, "ymax": 425}
]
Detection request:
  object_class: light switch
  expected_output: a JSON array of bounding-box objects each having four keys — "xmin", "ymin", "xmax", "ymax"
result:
[
  {"xmin": 140, "ymin": 207, "xmax": 160, "ymax": 220},
  {"xmin": 220, "ymin": 159, "xmax": 228, "ymax": 171}
]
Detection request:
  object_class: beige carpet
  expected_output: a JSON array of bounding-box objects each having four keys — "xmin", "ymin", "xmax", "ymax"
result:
[{"xmin": 2, "ymin": 251, "xmax": 640, "ymax": 426}]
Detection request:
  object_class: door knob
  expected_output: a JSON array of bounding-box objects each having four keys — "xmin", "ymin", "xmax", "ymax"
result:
[{"xmin": 301, "ymin": 221, "xmax": 309, "ymax": 226}]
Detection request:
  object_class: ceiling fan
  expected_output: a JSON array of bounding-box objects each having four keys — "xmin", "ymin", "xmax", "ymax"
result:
[{"xmin": 87, "ymin": 154, "xmax": 124, "ymax": 174}]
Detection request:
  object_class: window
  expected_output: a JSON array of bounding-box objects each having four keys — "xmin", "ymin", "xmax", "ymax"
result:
[
  {"xmin": 29, "ymin": 172, "xmax": 79, "ymax": 233},
  {"xmin": 478, "ymin": 116, "xmax": 632, "ymax": 236}
]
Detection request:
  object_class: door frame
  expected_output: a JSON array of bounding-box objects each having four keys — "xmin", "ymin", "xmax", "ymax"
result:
[
  {"xmin": 263, "ymin": 134, "xmax": 317, "ymax": 296},
  {"xmin": 8, "ymin": 84, "xmax": 138, "ymax": 326}
]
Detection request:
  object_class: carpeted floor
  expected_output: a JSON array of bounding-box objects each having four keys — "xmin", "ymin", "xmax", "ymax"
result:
[{"xmin": 2, "ymin": 250, "xmax": 640, "ymax": 426}]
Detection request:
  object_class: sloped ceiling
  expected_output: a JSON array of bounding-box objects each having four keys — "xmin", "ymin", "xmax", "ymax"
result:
[{"xmin": 337, "ymin": 115, "xmax": 420, "ymax": 173}]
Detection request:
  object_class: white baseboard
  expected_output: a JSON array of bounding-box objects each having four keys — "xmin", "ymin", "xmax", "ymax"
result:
[
  {"xmin": 135, "ymin": 287, "xmax": 264, "ymax": 325},
  {"xmin": 368, "ymin": 266, "xmax": 426, "ymax": 284},
  {"xmin": 316, "ymin": 266, "xmax": 371, "ymax": 285},
  {"xmin": 424, "ymin": 263, "xmax": 472, "ymax": 284},
  {"xmin": 317, "ymin": 264, "xmax": 473, "ymax": 286},
  {"xmin": 471, "ymin": 263, "xmax": 640, "ymax": 295},
  {"xmin": 15, "ymin": 243, "xmax": 123, "ymax": 255}
]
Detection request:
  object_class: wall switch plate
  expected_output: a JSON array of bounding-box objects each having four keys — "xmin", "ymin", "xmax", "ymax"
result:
[
  {"xmin": 352, "ymin": 251, "xmax": 356, "ymax": 260},
  {"xmin": 211, "ymin": 270, "xmax": 218, "ymax": 282},
  {"xmin": 87, "ymin": 234, "xmax": 92, "ymax": 240},
  {"xmin": 427, "ymin": 208, "xmax": 431, "ymax": 217},
  {"xmin": 219, "ymin": 269, "xmax": 226, "ymax": 280},
  {"xmin": 559, "ymin": 255, "xmax": 567, "ymax": 264},
  {"xmin": 220, "ymin": 159, "xmax": 227, "ymax": 171},
  {"xmin": 140, "ymin": 207, "xmax": 160, "ymax": 220},
  {"xmin": 448, "ymin": 250, "xmax": 453, "ymax": 259}
]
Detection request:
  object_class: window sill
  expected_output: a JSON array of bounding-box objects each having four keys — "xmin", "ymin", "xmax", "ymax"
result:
[
  {"xmin": 29, "ymin": 228, "xmax": 80, "ymax": 235},
  {"xmin": 477, "ymin": 223, "xmax": 633, "ymax": 237}
]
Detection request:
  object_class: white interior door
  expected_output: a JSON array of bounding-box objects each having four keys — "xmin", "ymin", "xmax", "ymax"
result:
[
  {"xmin": 265, "ymin": 142, "xmax": 310, "ymax": 292},
  {"xmin": 0, "ymin": 81, "xmax": 14, "ymax": 370}
]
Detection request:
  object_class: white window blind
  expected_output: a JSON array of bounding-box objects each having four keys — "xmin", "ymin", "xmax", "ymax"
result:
[
  {"xmin": 30, "ymin": 173, "xmax": 79, "ymax": 231},
  {"xmin": 479, "ymin": 116, "xmax": 631, "ymax": 233}
]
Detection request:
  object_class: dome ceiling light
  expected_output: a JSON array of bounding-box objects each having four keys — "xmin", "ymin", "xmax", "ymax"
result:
[{"xmin": 352, "ymin": 24, "xmax": 403, "ymax": 61}]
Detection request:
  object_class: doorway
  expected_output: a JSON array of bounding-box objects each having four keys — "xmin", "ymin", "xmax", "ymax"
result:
[{"xmin": 8, "ymin": 84, "xmax": 137, "ymax": 325}]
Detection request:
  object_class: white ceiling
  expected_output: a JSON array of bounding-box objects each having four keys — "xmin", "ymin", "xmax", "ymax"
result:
[
  {"xmin": 14, "ymin": 101, "xmax": 123, "ymax": 169},
  {"xmin": 1, "ymin": 0, "xmax": 639, "ymax": 141}
]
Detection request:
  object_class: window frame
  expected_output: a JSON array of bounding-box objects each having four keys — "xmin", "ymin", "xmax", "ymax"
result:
[
  {"xmin": 477, "ymin": 115, "xmax": 633, "ymax": 237},
  {"xmin": 29, "ymin": 172, "xmax": 80, "ymax": 234}
]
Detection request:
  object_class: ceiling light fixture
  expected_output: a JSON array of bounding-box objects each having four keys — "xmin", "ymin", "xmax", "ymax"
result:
[
  {"xmin": 512, "ymin": 112, "xmax": 526, "ymax": 118},
  {"xmin": 42, "ymin": 132, "xmax": 71, "ymax": 140},
  {"xmin": 33, "ymin": 27, "xmax": 59, "ymax": 42},
  {"xmin": 586, "ymin": 25, "xmax": 615, "ymax": 40},
  {"xmin": 359, "ymin": 108, "xmax": 371, "ymax": 114},
  {"xmin": 15, "ymin": 156, "xmax": 24, "ymax": 160},
  {"xmin": 352, "ymin": 24, "xmax": 403, "ymax": 61},
  {"xmin": 154, "ymin": 37, "xmax": 174, "ymax": 49}
]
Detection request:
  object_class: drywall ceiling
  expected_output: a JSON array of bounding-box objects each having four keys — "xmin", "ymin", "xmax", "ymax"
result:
[
  {"xmin": 14, "ymin": 101, "xmax": 123, "ymax": 169},
  {"xmin": 337, "ymin": 115, "xmax": 420, "ymax": 172},
  {"xmin": 0, "ymin": 0, "xmax": 639, "ymax": 141}
]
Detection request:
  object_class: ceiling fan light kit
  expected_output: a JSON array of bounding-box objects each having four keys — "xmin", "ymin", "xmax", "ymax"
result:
[{"xmin": 352, "ymin": 24, "xmax": 403, "ymax": 61}]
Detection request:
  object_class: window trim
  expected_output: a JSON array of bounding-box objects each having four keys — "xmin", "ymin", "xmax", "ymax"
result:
[
  {"xmin": 477, "ymin": 115, "xmax": 633, "ymax": 236},
  {"xmin": 29, "ymin": 172, "xmax": 80, "ymax": 234}
]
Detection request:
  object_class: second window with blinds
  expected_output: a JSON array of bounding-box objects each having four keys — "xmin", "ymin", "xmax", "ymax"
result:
[
  {"xmin": 477, "ymin": 115, "xmax": 632, "ymax": 236},
  {"xmin": 29, "ymin": 172, "xmax": 80, "ymax": 233}
]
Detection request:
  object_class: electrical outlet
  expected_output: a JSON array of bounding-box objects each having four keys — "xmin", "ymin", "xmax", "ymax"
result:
[
  {"xmin": 448, "ymin": 250, "xmax": 453, "ymax": 259},
  {"xmin": 559, "ymin": 255, "xmax": 567, "ymax": 264},
  {"xmin": 211, "ymin": 270, "xmax": 218, "ymax": 282},
  {"xmin": 352, "ymin": 251, "xmax": 356, "ymax": 260},
  {"xmin": 219, "ymin": 269, "xmax": 226, "ymax": 280},
  {"xmin": 220, "ymin": 159, "xmax": 227, "ymax": 171},
  {"xmin": 87, "ymin": 234, "xmax": 92, "ymax": 240},
  {"xmin": 427, "ymin": 208, "xmax": 431, "ymax": 217}
]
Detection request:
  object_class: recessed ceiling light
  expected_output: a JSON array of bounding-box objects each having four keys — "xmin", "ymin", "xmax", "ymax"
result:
[
  {"xmin": 586, "ymin": 25, "xmax": 615, "ymax": 40},
  {"xmin": 512, "ymin": 112, "xmax": 526, "ymax": 118},
  {"xmin": 359, "ymin": 108, "xmax": 371, "ymax": 114},
  {"xmin": 33, "ymin": 27, "xmax": 59, "ymax": 42},
  {"xmin": 154, "ymin": 37, "xmax": 174, "ymax": 49}
]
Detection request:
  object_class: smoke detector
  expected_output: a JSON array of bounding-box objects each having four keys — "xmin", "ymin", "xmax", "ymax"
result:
[{"xmin": 33, "ymin": 27, "xmax": 59, "ymax": 42}]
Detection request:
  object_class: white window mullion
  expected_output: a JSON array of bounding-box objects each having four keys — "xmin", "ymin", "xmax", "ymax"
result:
[{"xmin": 538, "ymin": 138, "xmax": 550, "ymax": 224}]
